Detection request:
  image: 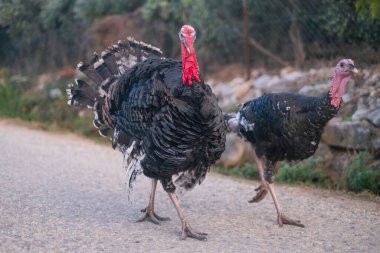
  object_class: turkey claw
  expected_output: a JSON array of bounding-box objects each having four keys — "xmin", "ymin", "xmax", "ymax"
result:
[
  {"xmin": 249, "ymin": 184, "xmax": 268, "ymax": 203},
  {"xmin": 278, "ymin": 214, "xmax": 305, "ymax": 228},
  {"xmin": 137, "ymin": 208, "xmax": 170, "ymax": 225},
  {"xmin": 181, "ymin": 225, "xmax": 208, "ymax": 241}
]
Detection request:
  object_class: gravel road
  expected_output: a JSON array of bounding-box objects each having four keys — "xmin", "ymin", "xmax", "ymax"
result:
[{"xmin": 0, "ymin": 120, "xmax": 379, "ymax": 253}]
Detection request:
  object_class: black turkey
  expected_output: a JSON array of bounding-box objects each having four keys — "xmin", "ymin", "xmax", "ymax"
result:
[
  {"xmin": 67, "ymin": 25, "xmax": 226, "ymax": 240},
  {"xmin": 225, "ymin": 59, "xmax": 357, "ymax": 227}
]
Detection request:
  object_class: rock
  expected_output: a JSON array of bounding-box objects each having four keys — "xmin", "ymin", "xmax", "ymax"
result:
[
  {"xmin": 239, "ymin": 88, "xmax": 262, "ymax": 104},
  {"xmin": 342, "ymin": 93, "xmax": 351, "ymax": 103},
  {"xmin": 314, "ymin": 143, "xmax": 334, "ymax": 168},
  {"xmin": 228, "ymin": 77, "xmax": 245, "ymax": 88},
  {"xmin": 282, "ymin": 71, "xmax": 307, "ymax": 83},
  {"xmin": 367, "ymin": 97, "xmax": 380, "ymax": 110},
  {"xmin": 49, "ymin": 88, "xmax": 62, "ymax": 99},
  {"xmin": 212, "ymin": 84, "xmax": 236, "ymax": 111},
  {"xmin": 233, "ymin": 81, "xmax": 251, "ymax": 100},
  {"xmin": 253, "ymin": 74, "xmax": 275, "ymax": 89},
  {"xmin": 351, "ymin": 108, "xmax": 370, "ymax": 121},
  {"xmin": 216, "ymin": 133, "xmax": 254, "ymax": 168},
  {"xmin": 330, "ymin": 151, "xmax": 352, "ymax": 176},
  {"xmin": 265, "ymin": 75, "xmax": 281, "ymax": 88},
  {"xmin": 364, "ymin": 72, "xmax": 380, "ymax": 87},
  {"xmin": 367, "ymin": 109, "xmax": 380, "ymax": 127},
  {"xmin": 371, "ymin": 137, "xmax": 380, "ymax": 158},
  {"xmin": 322, "ymin": 118, "xmax": 371, "ymax": 149},
  {"xmin": 280, "ymin": 66, "xmax": 296, "ymax": 76},
  {"xmin": 298, "ymin": 83, "xmax": 329, "ymax": 97}
]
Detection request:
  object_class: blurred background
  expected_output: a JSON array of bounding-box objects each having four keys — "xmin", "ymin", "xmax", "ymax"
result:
[{"xmin": 0, "ymin": 0, "xmax": 379, "ymax": 194}]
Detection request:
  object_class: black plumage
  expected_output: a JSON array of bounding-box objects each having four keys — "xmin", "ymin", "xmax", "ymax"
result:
[
  {"xmin": 111, "ymin": 58, "xmax": 225, "ymax": 192},
  {"xmin": 67, "ymin": 27, "xmax": 226, "ymax": 240},
  {"xmin": 226, "ymin": 59, "xmax": 357, "ymax": 227},
  {"xmin": 240, "ymin": 92, "xmax": 338, "ymax": 162}
]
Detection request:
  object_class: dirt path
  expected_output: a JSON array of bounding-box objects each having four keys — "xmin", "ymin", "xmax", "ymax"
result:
[{"xmin": 0, "ymin": 120, "xmax": 379, "ymax": 253}]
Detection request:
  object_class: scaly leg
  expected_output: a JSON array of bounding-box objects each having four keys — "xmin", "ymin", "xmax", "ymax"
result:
[
  {"xmin": 248, "ymin": 151, "xmax": 268, "ymax": 203},
  {"xmin": 137, "ymin": 179, "xmax": 170, "ymax": 225},
  {"xmin": 263, "ymin": 160, "xmax": 305, "ymax": 228},
  {"xmin": 168, "ymin": 192, "xmax": 208, "ymax": 241},
  {"xmin": 267, "ymin": 182, "xmax": 304, "ymax": 227}
]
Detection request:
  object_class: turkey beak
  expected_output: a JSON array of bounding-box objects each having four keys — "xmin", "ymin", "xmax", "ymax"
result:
[{"xmin": 349, "ymin": 64, "xmax": 358, "ymax": 74}]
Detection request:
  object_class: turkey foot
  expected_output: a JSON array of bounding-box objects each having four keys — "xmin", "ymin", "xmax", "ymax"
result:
[
  {"xmin": 248, "ymin": 184, "xmax": 268, "ymax": 203},
  {"xmin": 181, "ymin": 222, "xmax": 208, "ymax": 241},
  {"xmin": 278, "ymin": 213, "xmax": 305, "ymax": 228},
  {"xmin": 137, "ymin": 206, "xmax": 170, "ymax": 225},
  {"xmin": 136, "ymin": 179, "xmax": 170, "ymax": 225},
  {"xmin": 168, "ymin": 192, "xmax": 208, "ymax": 241}
]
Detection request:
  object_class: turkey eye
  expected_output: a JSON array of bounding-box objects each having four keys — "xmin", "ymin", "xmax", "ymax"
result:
[
  {"xmin": 340, "ymin": 63, "xmax": 344, "ymax": 67},
  {"xmin": 179, "ymin": 32, "xmax": 185, "ymax": 40}
]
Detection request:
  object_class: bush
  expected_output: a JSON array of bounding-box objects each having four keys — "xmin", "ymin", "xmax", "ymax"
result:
[
  {"xmin": 0, "ymin": 77, "xmax": 25, "ymax": 118},
  {"xmin": 0, "ymin": 75, "xmax": 104, "ymax": 141},
  {"xmin": 344, "ymin": 151, "xmax": 380, "ymax": 195},
  {"xmin": 213, "ymin": 163, "xmax": 259, "ymax": 180},
  {"xmin": 277, "ymin": 157, "xmax": 330, "ymax": 187}
]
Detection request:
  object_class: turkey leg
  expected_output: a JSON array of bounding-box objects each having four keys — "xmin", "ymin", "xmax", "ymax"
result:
[
  {"xmin": 137, "ymin": 179, "xmax": 170, "ymax": 224},
  {"xmin": 168, "ymin": 192, "xmax": 208, "ymax": 240},
  {"xmin": 267, "ymin": 182, "xmax": 305, "ymax": 227},
  {"xmin": 248, "ymin": 151, "xmax": 268, "ymax": 203}
]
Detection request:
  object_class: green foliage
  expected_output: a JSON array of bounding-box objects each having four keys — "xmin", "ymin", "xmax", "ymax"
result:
[
  {"xmin": 213, "ymin": 163, "xmax": 259, "ymax": 180},
  {"xmin": 1, "ymin": 0, "xmax": 380, "ymax": 74},
  {"xmin": 0, "ymin": 77, "xmax": 24, "ymax": 118},
  {"xmin": 314, "ymin": 0, "xmax": 380, "ymax": 50},
  {"xmin": 214, "ymin": 157, "xmax": 330, "ymax": 188},
  {"xmin": 277, "ymin": 157, "xmax": 330, "ymax": 187},
  {"xmin": 0, "ymin": 0, "xmax": 141, "ymax": 74},
  {"xmin": 0, "ymin": 0, "xmax": 44, "ymax": 37},
  {"xmin": 75, "ymin": 0, "xmax": 136, "ymax": 22},
  {"xmin": 344, "ymin": 151, "xmax": 380, "ymax": 194},
  {"xmin": 356, "ymin": 0, "xmax": 380, "ymax": 19},
  {"xmin": 142, "ymin": 0, "xmax": 243, "ymax": 63},
  {"xmin": 343, "ymin": 115, "xmax": 353, "ymax": 121},
  {"xmin": 0, "ymin": 75, "xmax": 102, "ymax": 139}
]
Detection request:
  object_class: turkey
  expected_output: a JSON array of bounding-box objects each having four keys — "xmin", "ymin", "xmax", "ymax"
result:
[
  {"xmin": 66, "ymin": 25, "xmax": 226, "ymax": 240},
  {"xmin": 225, "ymin": 59, "xmax": 357, "ymax": 228}
]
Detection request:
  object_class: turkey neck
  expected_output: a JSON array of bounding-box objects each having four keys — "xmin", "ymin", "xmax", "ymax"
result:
[
  {"xmin": 310, "ymin": 74, "xmax": 350, "ymax": 128},
  {"xmin": 181, "ymin": 42, "xmax": 200, "ymax": 85},
  {"xmin": 328, "ymin": 73, "xmax": 350, "ymax": 108}
]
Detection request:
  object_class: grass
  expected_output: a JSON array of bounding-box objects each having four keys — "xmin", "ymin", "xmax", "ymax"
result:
[
  {"xmin": 344, "ymin": 151, "xmax": 380, "ymax": 194},
  {"xmin": 342, "ymin": 115, "xmax": 353, "ymax": 121}
]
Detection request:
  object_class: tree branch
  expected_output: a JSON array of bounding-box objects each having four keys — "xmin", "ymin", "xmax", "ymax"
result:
[{"xmin": 248, "ymin": 37, "xmax": 289, "ymax": 67}]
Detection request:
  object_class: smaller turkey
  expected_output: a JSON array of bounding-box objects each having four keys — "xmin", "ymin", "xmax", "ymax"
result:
[
  {"xmin": 225, "ymin": 59, "xmax": 358, "ymax": 227},
  {"xmin": 67, "ymin": 25, "xmax": 226, "ymax": 240}
]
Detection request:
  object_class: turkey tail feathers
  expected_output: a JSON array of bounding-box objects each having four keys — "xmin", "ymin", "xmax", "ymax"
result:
[
  {"xmin": 66, "ymin": 37, "xmax": 163, "ymax": 142},
  {"xmin": 66, "ymin": 79, "xmax": 99, "ymax": 109}
]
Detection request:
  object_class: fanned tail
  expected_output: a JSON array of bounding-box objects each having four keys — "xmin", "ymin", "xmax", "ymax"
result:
[{"xmin": 66, "ymin": 37, "xmax": 163, "ymax": 142}]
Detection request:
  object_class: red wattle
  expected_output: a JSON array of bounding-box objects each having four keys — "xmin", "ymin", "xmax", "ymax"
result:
[{"xmin": 181, "ymin": 42, "xmax": 200, "ymax": 86}]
